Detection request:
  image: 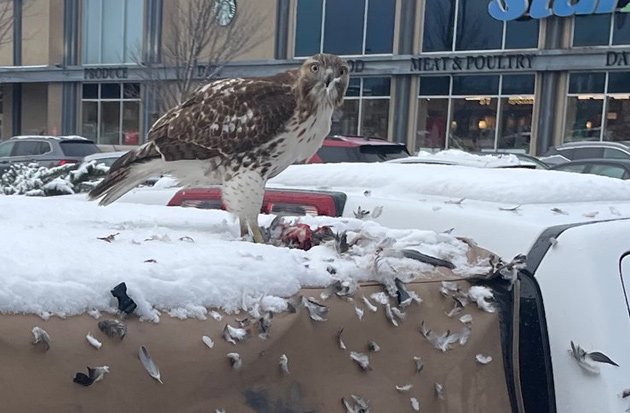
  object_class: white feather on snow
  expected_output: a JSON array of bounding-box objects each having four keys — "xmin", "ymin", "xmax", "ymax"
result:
[{"xmin": 0, "ymin": 196, "xmax": 486, "ymax": 322}]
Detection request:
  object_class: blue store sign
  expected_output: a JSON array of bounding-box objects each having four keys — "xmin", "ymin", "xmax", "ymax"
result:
[{"xmin": 489, "ymin": 0, "xmax": 630, "ymax": 21}]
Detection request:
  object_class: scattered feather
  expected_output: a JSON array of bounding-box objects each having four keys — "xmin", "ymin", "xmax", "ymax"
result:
[
  {"xmin": 363, "ymin": 190, "xmax": 371, "ymax": 197},
  {"xmin": 371, "ymin": 205, "xmax": 384, "ymax": 219},
  {"xmin": 410, "ymin": 397, "xmax": 420, "ymax": 411},
  {"xmin": 391, "ymin": 306, "xmax": 406, "ymax": 320},
  {"xmin": 476, "ymin": 354, "xmax": 493, "ymax": 365},
  {"xmin": 499, "ymin": 204, "xmax": 521, "ymax": 212},
  {"xmin": 350, "ymin": 351, "xmax": 371, "ymax": 371},
  {"xmin": 178, "ymin": 236, "xmax": 195, "ymax": 242},
  {"xmin": 88, "ymin": 366, "xmax": 110, "ymax": 383},
  {"xmin": 395, "ymin": 384, "xmax": 412, "ymax": 392},
  {"xmin": 354, "ymin": 306, "xmax": 364, "ymax": 321},
  {"xmin": 354, "ymin": 206, "xmax": 370, "ymax": 219},
  {"xmin": 549, "ymin": 237, "xmax": 558, "ymax": 248},
  {"xmin": 86, "ymin": 332, "xmax": 102, "ymax": 350},
  {"xmin": 73, "ymin": 372, "xmax": 94, "ymax": 386},
  {"xmin": 223, "ymin": 324, "xmax": 248, "ymax": 344},
  {"xmin": 138, "ymin": 346, "xmax": 163, "ymax": 384},
  {"xmin": 582, "ymin": 211, "xmax": 599, "ymax": 218},
  {"xmin": 420, "ymin": 321, "xmax": 470, "ymax": 352},
  {"xmin": 400, "ymin": 249, "xmax": 455, "ymax": 269},
  {"xmin": 445, "ymin": 197, "xmax": 465, "ymax": 205},
  {"xmin": 459, "ymin": 314, "xmax": 473, "ymax": 324},
  {"xmin": 621, "ymin": 388, "xmax": 630, "ymax": 398},
  {"xmin": 342, "ymin": 395, "xmax": 370, "ymax": 412},
  {"xmin": 97, "ymin": 319, "xmax": 127, "ymax": 340},
  {"xmin": 435, "ymin": 383, "xmax": 445, "ymax": 400},
  {"xmin": 202, "ymin": 336, "xmax": 215, "ymax": 349},
  {"xmin": 302, "ymin": 297, "xmax": 328, "ymax": 321},
  {"xmin": 367, "ymin": 341, "xmax": 380, "ymax": 353},
  {"xmin": 362, "ymin": 296, "xmax": 378, "ymax": 312},
  {"xmin": 394, "ymin": 278, "xmax": 413, "ymax": 307},
  {"xmin": 256, "ymin": 311, "xmax": 273, "ymax": 339},
  {"xmin": 551, "ymin": 207, "xmax": 568, "ymax": 215},
  {"xmin": 144, "ymin": 259, "xmax": 157, "ymax": 263},
  {"xmin": 227, "ymin": 352, "xmax": 242, "ymax": 370},
  {"xmin": 336, "ymin": 328, "xmax": 347, "ymax": 350},
  {"xmin": 279, "ymin": 354, "xmax": 289, "ymax": 375},
  {"xmin": 384, "ymin": 304, "xmax": 399, "ymax": 327},
  {"xmin": 468, "ymin": 286, "xmax": 495, "ymax": 313},
  {"xmin": 413, "ymin": 356, "xmax": 424, "ymax": 373},
  {"xmin": 210, "ymin": 310, "xmax": 223, "ymax": 321},
  {"xmin": 370, "ymin": 292, "xmax": 389, "ymax": 305},
  {"xmin": 31, "ymin": 326, "xmax": 51, "ymax": 351},
  {"xmin": 569, "ymin": 341, "xmax": 619, "ymax": 375},
  {"xmin": 97, "ymin": 232, "xmax": 119, "ymax": 243}
]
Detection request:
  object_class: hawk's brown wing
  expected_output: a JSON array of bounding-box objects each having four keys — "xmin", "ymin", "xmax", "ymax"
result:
[{"xmin": 149, "ymin": 72, "xmax": 298, "ymax": 162}]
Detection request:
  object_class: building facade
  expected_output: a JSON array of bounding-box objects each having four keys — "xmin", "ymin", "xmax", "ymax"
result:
[{"xmin": 1, "ymin": 0, "xmax": 629, "ymax": 155}]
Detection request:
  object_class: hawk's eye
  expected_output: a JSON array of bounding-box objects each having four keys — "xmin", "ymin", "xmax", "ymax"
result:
[
  {"xmin": 339, "ymin": 67, "xmax": 348, "ymax": 76},
  {"xmin": 310, "ymin": 63, "xmax": 319, "ymax": 73}
]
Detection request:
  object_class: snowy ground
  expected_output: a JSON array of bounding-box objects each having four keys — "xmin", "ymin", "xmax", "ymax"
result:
[{"xmin": 0, "ymin": 196, "xmax": 489, "ymax": 322}]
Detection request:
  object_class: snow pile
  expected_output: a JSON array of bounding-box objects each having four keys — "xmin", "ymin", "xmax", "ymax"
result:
[
  {"xmin": 414, "ymin": 149, "xmax": 526, "ymax": 168},
  {"xmin": 270, "ymin": 163, "xmax": 630, "ymax": 204},
  {"xmin": 0, "ymin": 160, "xmax": 110, "ymax": 196},
  {"xmin": 0, "ymin": 196, "xmax": 490, "ymax": 322}
]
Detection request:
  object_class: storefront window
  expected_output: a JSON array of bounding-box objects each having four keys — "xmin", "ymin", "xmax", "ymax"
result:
[
  {"xmin": 565, "ymin": 72, "xmax": 630, "ymax": 142},
  {"xmin": 82, "ymin": 0, "xmax": 144, "ymax": 64},
  {"xmin": 295, "ymin": 0, "xmax": 395, "ymax": 57},
  {"xmin": 417, "ymin": 74, "xmax": 535, "ymax": 153},
  {"xmin": 573, "ymin": 6, "xmax": 630, "ymax": 47},
  {"xmin": 81, "ymin": 83, "xmax": 141, "ymax": 145},
  {"xmin": 422, "ymin": 0, "xmax": 539, "ymax": 52},
  {"xmin": 331, "ymin": 77, "xmax": 390, "ymax": 138}
]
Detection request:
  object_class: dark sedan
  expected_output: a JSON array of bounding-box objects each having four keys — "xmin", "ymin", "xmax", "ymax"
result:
[{"xmin": 550, "ymin": 158, "xmax": 630, "ymax": 180}]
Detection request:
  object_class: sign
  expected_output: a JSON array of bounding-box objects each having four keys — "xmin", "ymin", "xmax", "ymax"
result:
[
  {"xmin": 410, "ymin": 53, "xmax": 535, "ymax": 73},
  {"xmin": 489, "ymin": 0, "xmax": 630, "ymax": 21},
  {"xmin": 606, "ymin": 51, "xmax": 630, "ymax": 66},
  {"xmin": 84, "ymin": 67, "xmax": 129, "ymax": 80},
  {"xmin": 347, "ymin": 59, "xmax": 365, "ymax": 73}
]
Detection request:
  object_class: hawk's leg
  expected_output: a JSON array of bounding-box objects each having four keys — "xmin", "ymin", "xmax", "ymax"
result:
[{"xmin": 222, "ymin": 171, "xmax": 266, "ymax": 243}]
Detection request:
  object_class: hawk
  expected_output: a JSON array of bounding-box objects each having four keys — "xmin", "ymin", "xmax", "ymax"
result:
[{"xmin": 88, "ymin": 53, "xmax": 350, "ymax": 243}]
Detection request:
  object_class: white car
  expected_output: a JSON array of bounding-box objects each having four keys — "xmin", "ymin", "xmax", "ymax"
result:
[{"xmin": 147, "ymin": 162, "xmax": 630, "ymax": 413}]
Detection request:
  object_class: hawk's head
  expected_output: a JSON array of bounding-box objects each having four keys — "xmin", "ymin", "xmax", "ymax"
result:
[{"xmin": 297, "ymin": 53, "xmax": 350, "ymax": 108}]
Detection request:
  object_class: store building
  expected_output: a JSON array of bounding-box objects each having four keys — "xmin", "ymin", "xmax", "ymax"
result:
[{"xmin": 1, "ymin": 0, "xmax": 629, "ymax": 156}]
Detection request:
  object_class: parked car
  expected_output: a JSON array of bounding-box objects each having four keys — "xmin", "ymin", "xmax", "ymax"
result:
[
  {"xmin": 550, "ymin": 158, "xmax": 630, "ymax": 180},
  {"xmin": 0, "ymin": 135, "xmax": 100, "ymax": 175},
  {"xmin": 476, "ymin": 151, "xmax": 550, "ymax": 169},
  {"xmin": 304, "ymin": 135, "xmax": 409, "ymax": 163},
  {"xmin": 124, "ymin": 162, "xmax": 630, "ymax": 412},
  {"xmin": 541, "ymin": 141, "xmax": 630, "ymax": 165},
  {"xmin": 79, "ymin": 151, "xmax": 127, "ymax": 168}
]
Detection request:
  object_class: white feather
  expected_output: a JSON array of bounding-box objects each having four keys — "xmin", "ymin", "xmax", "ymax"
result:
[
  {"xmin": 202, "ymin": 336, "xmax": 215, "ymax": 349},
  {"xmin": 31, "ymin": 326, "xmax": 51, "ymax": 351},
  {"xmin": 86, "ymin": 332, "xmax": 102, "ymax": 350},
  {"xmin": 361, "ymin": 296, "xmax": 378, "ymax": 312},
  {"xmin": 279, "ymin": 354, "xmax": 290, "ymax": 375},
  {"xmin": 476, "ymin": 354, "xmax": 493, "ymax": 365},
  {"xmin": 410, "ymin": 397, "xmax": 420, "ymax": 411},
  {"xmin": 395, "ymin": 384, "xmax": 413, "ymax": 392},
  {"xmin": 354, "ymin": 306, "xmax": 364, "ymax": 320},
  {"xmin": 138, "ymin": 345, "xmax": 163, "ymax": 384}
]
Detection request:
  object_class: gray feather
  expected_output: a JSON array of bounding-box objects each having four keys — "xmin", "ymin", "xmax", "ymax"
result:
[
  {"xmin": 138, "ymin": 345, "xmax": 163, "ymax": 384},
  {"xmin": 400, "ymin": 249, "xmax": 455, "ymax": 269}
]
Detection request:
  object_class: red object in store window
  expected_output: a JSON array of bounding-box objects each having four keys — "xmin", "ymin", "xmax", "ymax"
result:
[{"xmin": 124, "ymin": 132, "xmax": 139, "ymax": 145}]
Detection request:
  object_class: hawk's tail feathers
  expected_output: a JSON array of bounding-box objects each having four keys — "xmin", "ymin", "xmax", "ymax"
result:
[{"xmin": 88, "ymin": 142, "xmax": 163, "ymax": 206}]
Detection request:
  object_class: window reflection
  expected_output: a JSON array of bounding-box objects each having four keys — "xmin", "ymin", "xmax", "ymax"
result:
[
  {"xmin": 361, "ymin": 99, "xmax": 389, "ymax": 137},
  {"xmin": 604, "ymin": 96, "xmax": 630, "ymax": 142},
  {"xmin": 573, "ymin": 14, "xmax": 611, "ymax": 46},
  {"xmin": 416, "ymin": 98, "xmax": 448, "ymax": 151},
  {"xmin": 565, "ymin": 97, "xmax": 604, "ymax": 142},
  {"xmin": 455, "ymin": 0, "xmax": 503, "ymax": 51},
  {"xmin": 323, "ymin": 0, "xmax": 364, "ymax": 55},
  {"xmin": 449, "ymin": 98, "xmax": 498, "ymax": 151},
  {"xmin": 422, "ymin": 0, "xmax": 456, "ymax": 52},
  {"xmin": 331, "ymin": 77, "xmax": 390, "ymax": 138},
  {"xmin": 331, "ymin": 100, "xmax": 359, "ymax": 136},
  {"xmin": 499, "ymin": 97, "xmax": 533, "ymax": 151},
  {"xmin": 505, "ymin": 18, "xmax": 539, "ymax": 49},
  {"xmin": 295, "ymin": 0, "xmax": 323, "ymax": 57},
  {"xmin": 613, "ymin": 13, "xmax": 630, "ymax": 45}
]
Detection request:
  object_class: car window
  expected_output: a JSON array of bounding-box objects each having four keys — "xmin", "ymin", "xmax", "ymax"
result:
[
  {"xmin": 0, "ymin": 141, "xmax": 14, "ymax": 157},
  {"xmin": 588, "ymin": 164, "xmax": 628, "ymax": 179},
  {"xmin": 603, "ymin": 148, "xmax": 630, "ymax": 159},
  {"xmin": 13, "ymin": 141, "xmax": 49, "ymax": 156},
  {"xmin": 572, "ymin": 147, "xmax": 604, "ymax": 159},
  {"xmin": 554, "ymin": 163, "xmax": 588, "ymax": 173},
  {"xmin": 556, "ymin": 147, "xmax": 574, "ymax": 159},
  {"xmin": 59, "ymin": 141, "xmax": 100, "ymax": 157},
  {"xmin": 316, "ymin": 145, "xmax": 409, "ymax": 163}
]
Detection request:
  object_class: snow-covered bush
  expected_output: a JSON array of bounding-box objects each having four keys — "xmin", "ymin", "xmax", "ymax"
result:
[{"xmin": 0, "ymin": 160, "xmax": 110, "ymax": 196}]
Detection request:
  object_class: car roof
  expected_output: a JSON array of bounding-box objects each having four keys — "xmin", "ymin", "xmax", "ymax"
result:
[
  {"xmin": 7, "ymin": 135, "xmax": 91, "ymax": 142},
  {"xmin": 324, "ymin": 135, "xmax": 405, "ymax": 147},
  {"xmin": 551, "ymin": 158, "xmax": 630, "ymax": 167},
  {"xmin": 387, "ymin": 150, "xmax": 537, "ymax": 168},
  {"xmin": 556, "ymin": 140, "xmax": 630, "ymax": 150}
]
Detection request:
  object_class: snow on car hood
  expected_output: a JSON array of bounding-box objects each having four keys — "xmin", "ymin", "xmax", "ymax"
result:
[
  {"xmin": 0, "ymin": 196, "xmax": 490, "ymax": 322},
  {"xmin": 270, "ymin": 162, "xmax": 630, "ymax": 204}
]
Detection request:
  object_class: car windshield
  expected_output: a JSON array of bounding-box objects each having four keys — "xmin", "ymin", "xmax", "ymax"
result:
[
  {"xmin": 317, "ymin": 145, "xmax": 408, "ymax": 163},
  {"xmin": 59, "ymin": 141, "xmax": 100, "ymax": 157}
]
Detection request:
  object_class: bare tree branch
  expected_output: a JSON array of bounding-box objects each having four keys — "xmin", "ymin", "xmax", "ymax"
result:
[{"xmin": 137, "ymin": 0, "xmax": 271, "ymax": 117}]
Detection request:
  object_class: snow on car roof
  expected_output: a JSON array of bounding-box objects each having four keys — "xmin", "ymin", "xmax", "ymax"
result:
[
  {"xmin": 270, "ymin": 162, "xmax": 630, "ymax": 204},
  {"xmin": 83, "ymin": 151, "xmax": 128, "ymax": 161},
  {"xmin": 387, "ymin": 149, "xmax": 533, "ymax": 168},
  {"xmin": 9, "ymin": 135, "xmax": 89, "ymax": 141},
  {"xmin": 0, "ymin": 196, "xmax": 488, "ymax": 321}
]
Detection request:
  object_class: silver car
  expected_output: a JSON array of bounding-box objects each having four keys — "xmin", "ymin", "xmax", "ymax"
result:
[{"xmin": 0, "ymin": 136, "xmax": 101, "ymax": 175}]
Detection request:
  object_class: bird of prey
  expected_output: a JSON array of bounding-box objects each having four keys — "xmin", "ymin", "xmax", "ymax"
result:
[{"xmin": 88, "ymin": 54, "xmax": 350, "ymax": 243}]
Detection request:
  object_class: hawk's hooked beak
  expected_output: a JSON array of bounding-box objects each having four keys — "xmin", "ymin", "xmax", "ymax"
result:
[{"xmin": 325, "ymin": 73, "xmax": 333, "ymax": 89}]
